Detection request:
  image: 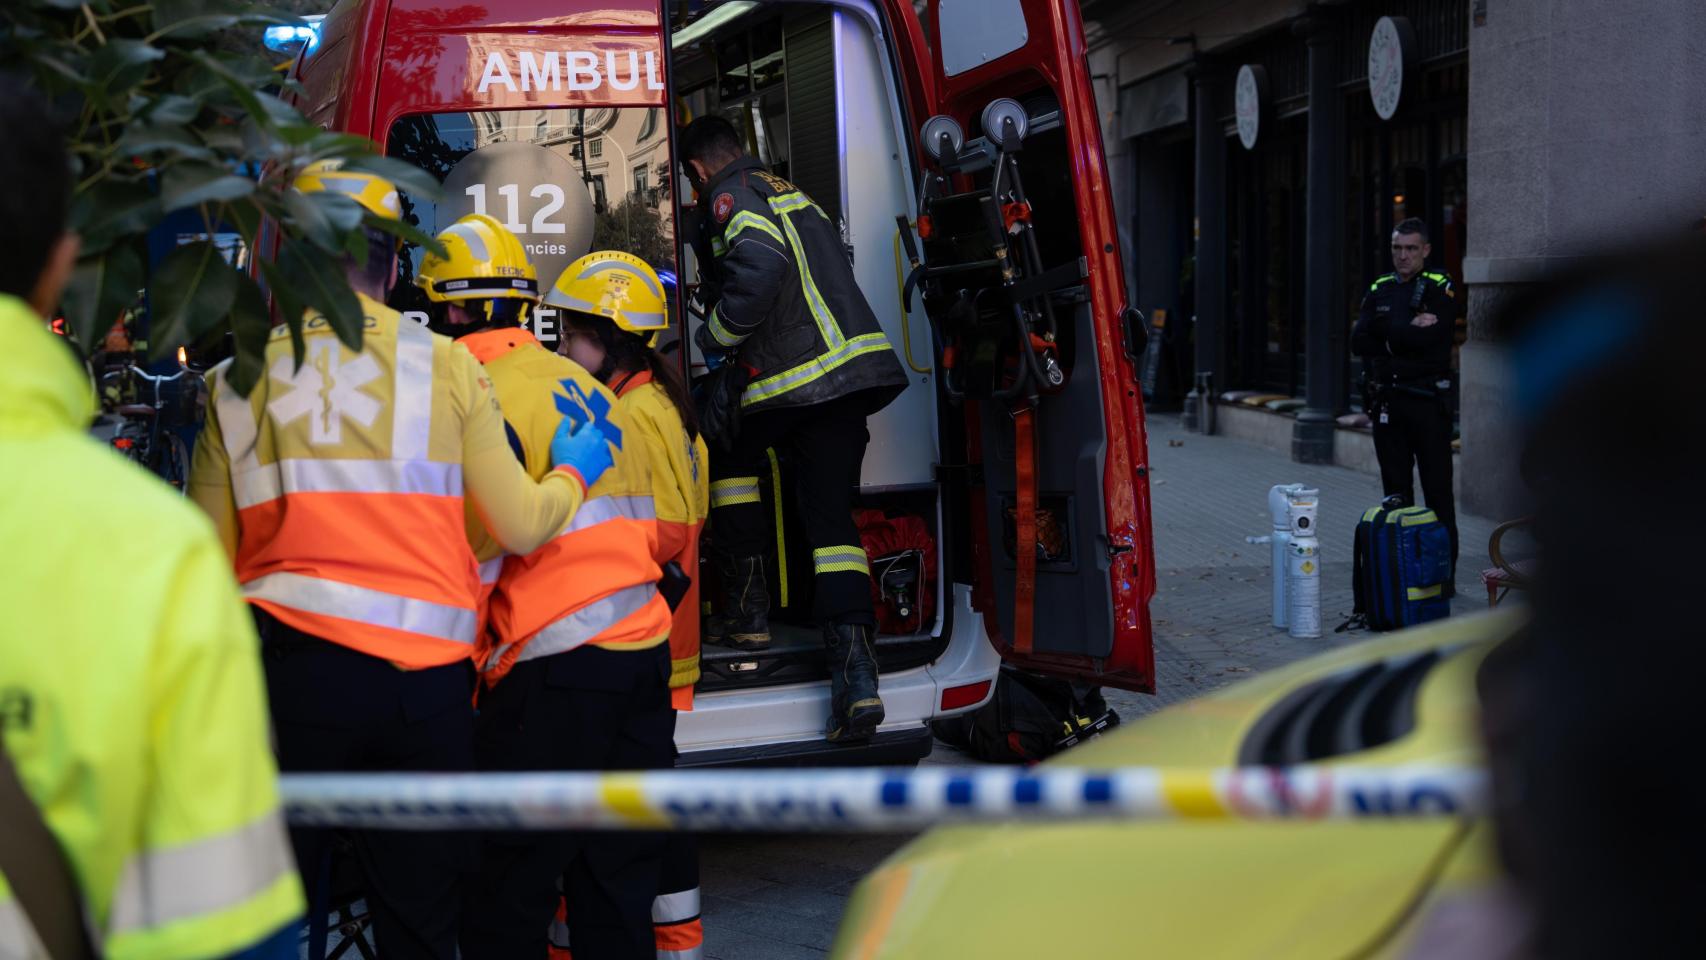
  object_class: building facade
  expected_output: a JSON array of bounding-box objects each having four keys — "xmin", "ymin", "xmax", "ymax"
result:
[{"xmin": 1085, "ymin": 0, "xmax": 1706, "ymax": 515}]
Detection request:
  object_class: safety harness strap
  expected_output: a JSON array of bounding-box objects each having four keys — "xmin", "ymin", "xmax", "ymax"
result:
[
  {"xmin": 0, "ymin": 727, "xmax": 96, "ymax": 960},
  {"xmin": 1012, "ymin": 406, "xmax": 1037, "ymax": 655}
]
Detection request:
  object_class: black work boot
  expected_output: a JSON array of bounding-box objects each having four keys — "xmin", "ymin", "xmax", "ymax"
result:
[
  {"xmin": 705, "ymin": 554, "xmax": 771, "ymax": 650},
  {"xmin": 824, "ymin": 622, "xmax": 884, "ymax": 743}
]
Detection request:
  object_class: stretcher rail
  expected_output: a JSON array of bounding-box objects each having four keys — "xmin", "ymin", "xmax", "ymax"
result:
[{"xmin": 279, "ymin": 765, "xmax": 1486, "ymax": 832}]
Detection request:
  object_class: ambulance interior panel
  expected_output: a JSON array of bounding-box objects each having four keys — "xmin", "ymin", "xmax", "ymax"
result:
[
  {"xmin": 674, "ymin": 4, "xmax": 936, "ymax": 493},
  {"xmin": 673, "ymin": 2, "xmax": 953, "ymax": 691}
]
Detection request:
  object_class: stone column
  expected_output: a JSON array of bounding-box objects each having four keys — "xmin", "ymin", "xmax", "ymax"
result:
[
  {"xmin": 1183, "ymin": 61, "xmax": 1226, "ymax": 433},
  {"xmin": 1291, "ymin": 13, "xmax": 1346, "ymax": 464}
]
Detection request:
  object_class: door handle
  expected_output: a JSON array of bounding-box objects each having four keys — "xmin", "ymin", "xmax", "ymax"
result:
[{"xmin": 1122, "ymin": 306, "xmax": 1148, "ymax": 361}]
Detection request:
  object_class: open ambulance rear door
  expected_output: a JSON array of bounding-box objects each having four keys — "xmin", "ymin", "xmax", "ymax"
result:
[{"xmin": 911, "ymin": 0, "xmax": 1156, "ymax": 692}]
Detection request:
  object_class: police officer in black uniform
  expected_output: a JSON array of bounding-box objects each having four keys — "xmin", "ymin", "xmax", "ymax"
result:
[
  {"xmin": 1352, "ymin": 217, "xmax": 1460, "ymax": 582},
  {"xmin": 680, "ymin": 116, "xmax": 908, "ymax": 743}
]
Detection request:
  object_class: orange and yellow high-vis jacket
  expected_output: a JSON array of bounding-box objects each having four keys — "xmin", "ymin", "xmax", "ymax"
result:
[
  {"xmin": 189, "ymin": 294, "xmax": 589, "ymax": 668},
  {"xmin": 616, "ymin": 370, "xmax": 709, "ymax": 709},
  {"xmin": 458, "ymin": 327, "xmax": 671, "ymax": 687}
]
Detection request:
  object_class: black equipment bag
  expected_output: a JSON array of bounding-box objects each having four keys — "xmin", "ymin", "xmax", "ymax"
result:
[{"xmin": 931, "ymin": 665, "xmax": 1119, "ymax": 763}]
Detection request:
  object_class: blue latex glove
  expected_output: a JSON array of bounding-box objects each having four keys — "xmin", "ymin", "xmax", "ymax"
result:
[{"xmin": 550, "ymin": 415, "xmax": 615, "ymax": 489}]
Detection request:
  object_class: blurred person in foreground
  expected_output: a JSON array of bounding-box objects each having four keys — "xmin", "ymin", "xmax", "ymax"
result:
[
  {"xmin": 1408, "ymin": 233, "xmax": 1706, "ymax": 958},
  {"xmin": 0, "ymin": 75, "xmax": 303, "ymax": 958}
]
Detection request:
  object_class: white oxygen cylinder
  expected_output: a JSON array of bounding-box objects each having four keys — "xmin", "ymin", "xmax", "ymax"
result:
[
  {"xmin": 1285, "ymin": 487, "xmax": 1322, "ymax": 639},
  {"xmin": 1265, "ymin": 484, "xmax": 1306, "ymax": 628}
]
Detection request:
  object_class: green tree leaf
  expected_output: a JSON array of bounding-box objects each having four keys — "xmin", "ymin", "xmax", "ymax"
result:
[
  {"xmin": 283, "ymin": 187, "xmax": 337, "ymax": 252},
  {"xmin": 225, "ymin": 273, "xmax": 274, "ymax": 397},
  {"xmin": 150, "ymin": 241, "xmax": 241, "ymax": 359},
  {"xmin": 8, "ymin": 0, "xmax": 392, "ymax": 388},
  {"xmin": 258, "ymin": 258, "xmax": 308, "ymax": 369},
  {"xmin": 145, "ymin": 94, "xmax": 203, "ymax": 126},
  {"xmin": 367, "ymin": 213, "xmax": 447, "ymax": 259},
  {"xmin": 89, "ymin": 39, "xmax": 165, "ymax": 98},
  {"xmin": 335, "ymin": 153, "xmax": 446, "ymax": 203},
  {"xmin": 117, "ymin": 123, "xmax": 216, "ymax": 162},
  {"xmin": 61, "ymin": 244, "xmax": 144, "ymax": 352},
  {"xmin": 71, "ymin": 180, "xmax": 163, "ymax": 256},
  {"xmin": 279, "ymin": 243, "xmax": 364, "ymax": 351},
  {"xmin": 162, "ymin": 163, "xmax": 256, "ymax": 212}
]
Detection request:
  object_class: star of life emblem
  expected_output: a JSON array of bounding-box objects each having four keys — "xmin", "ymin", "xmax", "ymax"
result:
[{"xmin": 267, "ymin": 340, "xmax": 383, "ymax": 445}]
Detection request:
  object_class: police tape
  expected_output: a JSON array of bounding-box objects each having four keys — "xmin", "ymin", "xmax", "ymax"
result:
[{"xmin": 278, "ymin": 765, "xmax": 1487, "ymax": 832}]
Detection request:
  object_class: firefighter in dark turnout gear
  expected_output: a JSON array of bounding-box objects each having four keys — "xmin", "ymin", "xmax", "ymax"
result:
[
  {"xmin": 681, "ymin": 116, "xmax": 908, "ymax": 743},
  {"xmin": 1352, "ymin": 218, "xmax": 1460, "ymax": 581}
]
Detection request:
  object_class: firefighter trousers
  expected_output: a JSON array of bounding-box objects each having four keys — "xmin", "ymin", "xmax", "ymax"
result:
[
  {"xmin": 708, "ymin": 393, "xmax": 876, "ymax": 627},
  {"xmin": 1372, "ymin": 390, "xmax": 1459, "ymax": 573},
  {"xmin": 461, "ymin": 643, "xmax": 675, "ymax": 960},
  {"xmin": 257, "ymin": 611, "xmax": 476, "ymax": 960}
]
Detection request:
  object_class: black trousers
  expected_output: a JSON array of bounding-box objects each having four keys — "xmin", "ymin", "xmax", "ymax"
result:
[
  {"xmin": 461, "ymin": 643, "xmax": 675, "ymax": 960},
  {"xmin": 1373, "ymin": 390, "xmax": 1459, "ymax": 571},
  {"xmin": 258, "ymin": 613, "xmax": 476, "ymax": 960},
  {"xmin": 708, "ymin": 394, "xmax": 875, "ymax": 626}
]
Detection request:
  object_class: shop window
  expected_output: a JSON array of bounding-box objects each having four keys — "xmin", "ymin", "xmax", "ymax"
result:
[
  {"xmin": 1438, "ymin": 159, "xmax": 1467, "ymax": 284},
  {"xmin": 1390, "ymin": 167, "xmax": 1427, "ymax": 227}
]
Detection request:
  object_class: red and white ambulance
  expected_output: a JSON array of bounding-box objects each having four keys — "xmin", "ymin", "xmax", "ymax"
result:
[{"xmin": 286, "ymin": 0, "xmax": 1157, "ymax": 765}]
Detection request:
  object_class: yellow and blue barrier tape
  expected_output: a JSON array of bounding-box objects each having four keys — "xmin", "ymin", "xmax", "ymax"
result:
[{"xmin": 280, "ymin": 765, "xmax": 1485, "ymax": 832}]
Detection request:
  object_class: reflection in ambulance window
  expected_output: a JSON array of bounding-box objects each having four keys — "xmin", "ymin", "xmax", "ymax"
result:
[{"xmin": 385, "ymin": 108, "xmax": 677, "ymax": 343}]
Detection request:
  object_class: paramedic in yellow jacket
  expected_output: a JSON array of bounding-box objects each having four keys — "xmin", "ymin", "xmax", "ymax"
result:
[
  {"xmin": 556, "ymin": 251, "xmax": 709, "ymax": 710},
  {"xmin": 189, "ymin": 165, "xmax": 618, "ymax": 960},
  {"xmin": 413, "ymin": 216, "xmax": 677, "ymax": 960},
  {"xmin": 0, "ymin": 78, "xmax": 302, "ymax": 960},
  {"xmin": 554, "ymin": 250, "xmax": 710, "ymax": 960}
]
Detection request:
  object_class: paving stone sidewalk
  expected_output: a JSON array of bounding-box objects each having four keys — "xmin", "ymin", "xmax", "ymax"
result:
[
  {"xmin": 698, "ymin": 412, "xmax": 1500, "ymax": 958},
  {"xmin": 1103, "ymin": 413, "xmax": 1496, "ymax": 721}
]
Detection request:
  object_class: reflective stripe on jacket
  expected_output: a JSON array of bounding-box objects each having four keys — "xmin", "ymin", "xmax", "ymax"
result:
[
  {"xmin": 189, "ymin": 295, "xmax": 588, "ymax": 669},
  {"xmin": 0, "ymin": 294, "xmax": 303, "ymax": 959},
  {"xmin": 697, "ymin": 156, "xmax": 907, "ymax": 415},
  {"xmin": 616, "ymin": 371, "xmax": 710, "ymax": 701},
  {"xmin": 458, "ymin": 327, "xmax": 671, "ymax": 686}
]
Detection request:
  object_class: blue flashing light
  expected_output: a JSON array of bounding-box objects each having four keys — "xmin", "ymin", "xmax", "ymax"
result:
[
  {"xmin": 657, "ymin": 269, "xmax": 678, "ymax": 290},
  {"xmin": 264, "ymin": 17, "xmax": 323, "ymax": 55}
]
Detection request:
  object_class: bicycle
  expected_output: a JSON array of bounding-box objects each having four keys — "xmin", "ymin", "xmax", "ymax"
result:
[{"xmin": 103, "ymin": 361, "xmax": 194, "ymax": 491}]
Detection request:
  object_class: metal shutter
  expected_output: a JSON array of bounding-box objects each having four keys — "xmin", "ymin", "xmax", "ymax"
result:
[{"xmin": 784, "ymin": 12, "xmax": 842, "ymax": 226}]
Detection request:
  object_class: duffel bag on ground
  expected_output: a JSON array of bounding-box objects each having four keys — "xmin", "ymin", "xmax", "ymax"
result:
[{"xmin": 1347, "ymin": 496, "xmax": 1452, "ymax": 631}]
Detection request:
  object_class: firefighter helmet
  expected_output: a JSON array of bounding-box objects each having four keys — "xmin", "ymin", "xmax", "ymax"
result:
[
  {"xmin": 416, "ymin": 213, "xmax": 541, "ymax": 305},
  {"xmin": 545, "ymin": 251, "xmax": 668, "ymax": 345},
  {"xmin": 292, "ymin": 159, "xmax": 402, "ymax": 221}
]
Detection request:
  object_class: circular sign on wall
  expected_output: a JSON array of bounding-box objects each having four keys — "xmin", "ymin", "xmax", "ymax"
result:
[
  {"xmin": 438, "ymin": 141, "xmax": 595, "ymax": 291},
  {"xmin": 1368, "ymin": 16, "xmax": 1417, "ymax": 121},
  {"xmin": 1235, "ymin": 64, "xmax": 1269, "ymax": 150}
]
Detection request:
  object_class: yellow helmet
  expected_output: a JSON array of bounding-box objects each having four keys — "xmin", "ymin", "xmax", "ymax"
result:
[
  {"xmin": 415, "ymin": 213, "xmax": 540, "ymax": 305},
  {"xmin": 546, "ymin": 251, "xmax": 668, "ymax": 344},
  {"xmin": 293, "ymin": 159, "xmax": 402, "ymax": 221}
]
